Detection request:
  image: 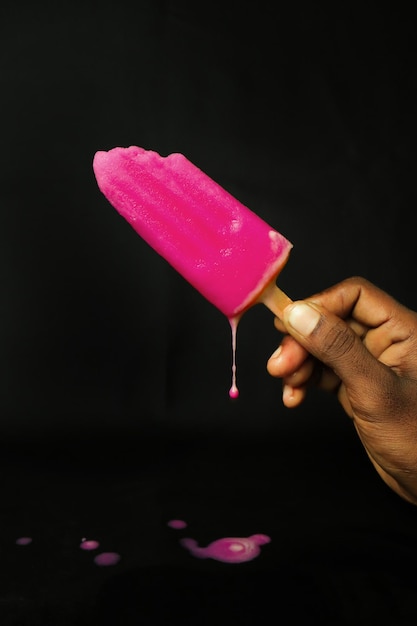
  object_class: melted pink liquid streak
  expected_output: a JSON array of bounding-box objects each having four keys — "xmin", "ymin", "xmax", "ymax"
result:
[
  {"xmin": 16, "ymin": 523, "xmax": 268, "ymax": 568},
  {"xmin": 180, "ymin": 534, "xmax": 271, "ymax": 564},
  {"xmin": 228, "ymin": 317, "xmax": 239, "ymax": 399},
  {"xmin": 169, "ymin": 520, "xmax": 271, "ymax": 564}
]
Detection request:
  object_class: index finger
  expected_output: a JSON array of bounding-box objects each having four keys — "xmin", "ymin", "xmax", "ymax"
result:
[{"xmin": 308, "ymin": 276, "xmax": 396, "ymax": 327}]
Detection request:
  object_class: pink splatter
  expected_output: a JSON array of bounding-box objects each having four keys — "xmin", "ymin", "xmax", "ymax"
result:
[
  {"xmin": 180, "ymin": 534, "xmax": 271, "ymax": 563},
  {"xmin": 94, "ymin": 552, "xmax": 121, "ymax": 566},
  {"xmin": 167, "ymin": 519, "xmax": 188, "ymax": 530},
  {"xmin": 15, "ymin": 537, "xmax": 32, "ymax": 546},
  {"xmin": 80, "ymin": 539, "xmax": 100, "ymax": 551}
]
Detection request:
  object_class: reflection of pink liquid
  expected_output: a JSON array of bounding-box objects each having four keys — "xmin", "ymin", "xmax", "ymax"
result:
[{"xmin": 180, "ymin": 534, "xmax": 271, "ymax": 564}]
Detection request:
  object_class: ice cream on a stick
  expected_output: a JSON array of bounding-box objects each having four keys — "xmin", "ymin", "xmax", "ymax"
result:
[{"xmin": 93, "ymin": 146, "xmax": 293, "ymax": 397}]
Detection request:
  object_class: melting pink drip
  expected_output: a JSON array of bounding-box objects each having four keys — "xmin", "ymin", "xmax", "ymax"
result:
[
  {"xmin": 228, "ymin": 317, "xmax": 239, "ymax": 398},
  {"xmin": 180, "ymin": 534, "xmax": 271, "ymax": 564}
]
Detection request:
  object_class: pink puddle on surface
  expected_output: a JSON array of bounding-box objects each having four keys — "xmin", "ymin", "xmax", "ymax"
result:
[
  {"xmin": 167, "ymin": 519, "xmax": 188, "ymax": 530},
  {"xmin": 80, "ymin": 539, "xmax": 100, "ymax": 551},
  {"xmin": 15, "ymin": 537, "xmax": 32, "ymax": 546},
  {"xmin": 94, "ymin": 552, "xmax": 121, "ymax": 567},
  {"xmin": 180, "ymin": 534, "xmax": 271, "ymax": 564}
]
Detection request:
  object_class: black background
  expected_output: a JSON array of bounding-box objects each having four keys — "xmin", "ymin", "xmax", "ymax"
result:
[{"xmin": 1, "ymin": 1, "xmax": 417, "ymax": 624}]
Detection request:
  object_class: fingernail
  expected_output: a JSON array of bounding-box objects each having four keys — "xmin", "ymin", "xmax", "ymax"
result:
[
  {"xmin": 283, "ymin": 384, "xmax": 294, "ymax": 402},
  {"xmin": 270, "ymin": 346, "xmax": 282, "ymax": 360},
  {"xmin": 286, "ymin": 303, "xmax": 321, "ymax": 336}
]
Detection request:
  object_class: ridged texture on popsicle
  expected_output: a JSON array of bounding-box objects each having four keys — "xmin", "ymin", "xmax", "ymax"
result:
[{"xmin": 93, "ymin": 146, "xmax": 292, "ymax": 319}]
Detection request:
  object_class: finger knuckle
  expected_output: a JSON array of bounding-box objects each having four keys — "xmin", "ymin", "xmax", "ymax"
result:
[{"xmin": 322, "ymin": 321, "xmax": 357, "ymax": 362}]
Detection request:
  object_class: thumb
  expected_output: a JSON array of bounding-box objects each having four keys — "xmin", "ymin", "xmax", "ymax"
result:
[{"xmin": 282, "ymin": 301, "xmax": 380, "ymax": 387}]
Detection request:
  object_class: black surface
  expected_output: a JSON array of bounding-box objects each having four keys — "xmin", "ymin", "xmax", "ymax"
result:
[
  {"xmin": 1, "ymin": 1, "xmax": 417, "ymax": 624},
  {"xmin": 0, "ymin": 429, "xmax": 411, "ymax": 623},
  {"xmin": 2, "ymin": 428, "xmax": 417, "ymax": 625}
]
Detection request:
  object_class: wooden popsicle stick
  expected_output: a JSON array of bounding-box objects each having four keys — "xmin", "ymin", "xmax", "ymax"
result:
[{"xmin": 257, "ymin": 280, "xmax": 292, "ymax": 320}]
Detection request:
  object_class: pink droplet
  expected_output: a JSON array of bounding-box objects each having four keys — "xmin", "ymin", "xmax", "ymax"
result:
[
  {"xmin": 80, "ymin": 539, "xmax": 100, "ymax": 551},
  {"xmin": 16, "ymin": 537, "xmax": 32, "ymax": 546},
  {"xmin": 167, "ymin": 519, "xmax": 188, "ymax": 530},
  {"xmin": 94, "ymin": 552, "xmax": 121, "ymax": 566}
]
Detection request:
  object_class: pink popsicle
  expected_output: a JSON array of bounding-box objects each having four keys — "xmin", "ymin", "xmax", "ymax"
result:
[{"xmin": 93, "ymin": 146, "xmax": 292, "ymax": 320}]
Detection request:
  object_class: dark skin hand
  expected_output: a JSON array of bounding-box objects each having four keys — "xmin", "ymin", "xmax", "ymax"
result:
[{"xmin": 267, "ymin": 276, "xmax": 417, "ymax": 506}]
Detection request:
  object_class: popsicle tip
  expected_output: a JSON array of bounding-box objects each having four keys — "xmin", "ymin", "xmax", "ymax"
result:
[{"xmin": 92, "ymin": 149, "xmax": 108, "ymax": 173}]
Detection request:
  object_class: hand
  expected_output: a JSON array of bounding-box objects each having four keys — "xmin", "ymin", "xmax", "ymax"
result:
[{"xmin": 267, "ymin": 276, "xmax": 417, "ymax": 505}]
